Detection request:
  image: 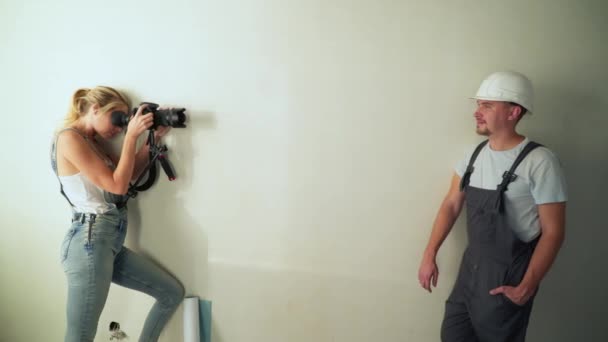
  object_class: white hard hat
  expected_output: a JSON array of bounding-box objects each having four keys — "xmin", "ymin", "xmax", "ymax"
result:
[{"xmin": 471, "ymin": 71, "xmax": 534, "ymax": 113}]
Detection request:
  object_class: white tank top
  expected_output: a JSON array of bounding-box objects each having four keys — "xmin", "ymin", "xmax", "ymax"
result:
[
  {"xmin": 59, "ymin": 172, "xmax": 116, "ymax": 214},
  {"xmin": 52, "ymin": 128, "xmax": 121, "ymax": 214}
]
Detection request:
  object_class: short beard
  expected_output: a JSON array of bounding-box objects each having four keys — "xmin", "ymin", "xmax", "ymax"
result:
[{"xmin": 476, "ymin": 127, "xmax": 490, "ymax": 136}]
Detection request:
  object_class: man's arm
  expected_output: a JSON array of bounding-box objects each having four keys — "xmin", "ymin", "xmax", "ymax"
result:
[
  {"xmin": 520, "ymin": 202, "xmax": 566, "ymax": 289},
  {"xmin": 490, "ymin": 202, "xmax": 566, "ymax": 304},
  {"xmin": 418, "ymin": 173, "xmax": 466, "ymax": 292}
]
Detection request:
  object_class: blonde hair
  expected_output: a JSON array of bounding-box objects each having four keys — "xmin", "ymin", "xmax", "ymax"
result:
[{"xmin": 63, "ymin": 86, "xmax": 130, "ymax": 127}]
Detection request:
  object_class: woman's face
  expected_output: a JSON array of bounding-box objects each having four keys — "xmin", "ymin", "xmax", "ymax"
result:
[{"xmin": 95, "ymin": 104, "xmax": 127, "ymax": 139}]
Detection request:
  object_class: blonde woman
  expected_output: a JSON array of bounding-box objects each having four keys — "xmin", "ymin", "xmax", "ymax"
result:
[{"xmin": 51, "ymin": 86, "xmax": 184, "ymax": 342}]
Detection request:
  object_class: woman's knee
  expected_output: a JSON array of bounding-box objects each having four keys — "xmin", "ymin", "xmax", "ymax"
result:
[
  {"xmin": 174, "ymin": 279, "xmax": 186, "ymax": 302},
  {"xmin": 164, "ymin": 277, "xmax": 185, "ymax": 307}
]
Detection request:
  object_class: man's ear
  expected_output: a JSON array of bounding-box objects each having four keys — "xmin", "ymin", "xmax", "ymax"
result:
[{"xmin": 508, "ymin": 105, "xmax": 523, "ymax": 122}]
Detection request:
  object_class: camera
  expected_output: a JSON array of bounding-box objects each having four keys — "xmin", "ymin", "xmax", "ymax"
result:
[{"xmin": 111, "ymin": 102, "xmax": 187, "ymax": 129}]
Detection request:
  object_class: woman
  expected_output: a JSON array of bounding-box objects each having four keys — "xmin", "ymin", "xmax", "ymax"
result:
[{"xmin": 51, "ymin": 86, "xmax": 185, "ymax": 342}]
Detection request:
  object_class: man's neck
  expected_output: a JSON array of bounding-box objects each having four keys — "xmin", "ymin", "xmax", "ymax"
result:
[{"xmin": 487, "ymin": 132, "xmax": 525, "ymax": 151}]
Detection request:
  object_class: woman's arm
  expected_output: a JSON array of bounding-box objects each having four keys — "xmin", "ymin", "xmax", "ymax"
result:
[
  {"xmin": 58, "ymin": 109, "xmax": 154, "ymax": 195},
  {"xmin": 131, "ymin": 126, "xmax": 171, "ymax": 181},
  {"xmin": 132, "ymin": 141, "xmax": 151, "ymax": 182}
]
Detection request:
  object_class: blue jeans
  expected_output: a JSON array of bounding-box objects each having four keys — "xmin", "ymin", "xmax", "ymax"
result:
[{"xmin": 60, "ymin": 207, "xmax": 184, "ymax": 342}]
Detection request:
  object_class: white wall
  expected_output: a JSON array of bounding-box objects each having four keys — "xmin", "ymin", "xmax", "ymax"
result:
[{"xmin": 1, "ymin": 0, "xmax": 607, "ymax": 341}]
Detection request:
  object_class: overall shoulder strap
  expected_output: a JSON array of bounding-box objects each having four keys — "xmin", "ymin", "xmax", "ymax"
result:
[
  {"xmin": 497, "ymin": 141, "xmax": 543, "ymax": 192},
  {"xmin": 51, "ymin": 128, "xmax": 87, "ymax": 208},
  {"xmin": 459, "ymin": 140, "xmax": 489, "ymax": 191}
]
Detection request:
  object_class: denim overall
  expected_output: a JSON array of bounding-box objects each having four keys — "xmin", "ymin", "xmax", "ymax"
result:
[
  {"xmin": 441, "ymin": 140, "xmax": 541, "ymax": 342},
  {"xmin": 51, "ymin": 128, "xmax": 184, "ymax": 342}
]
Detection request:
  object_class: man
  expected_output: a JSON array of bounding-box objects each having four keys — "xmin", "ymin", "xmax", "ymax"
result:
[{"xmin": 418, "ymin": 71, "xmax": 567, "ymax": 342}]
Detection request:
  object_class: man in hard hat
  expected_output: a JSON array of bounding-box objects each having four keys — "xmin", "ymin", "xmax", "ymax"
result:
[{"xmin": 418, "ymin": 71, "xmax": 567, "ymax": 342}]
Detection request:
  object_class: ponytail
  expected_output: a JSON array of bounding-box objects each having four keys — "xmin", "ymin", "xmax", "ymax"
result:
[
  {"xmin": 62, "ymin": 86, "xmax": 129, "ymax": 128},
  {"xmin": 63, "ymin": 88, "xmax": 91, "ymax": 127}
]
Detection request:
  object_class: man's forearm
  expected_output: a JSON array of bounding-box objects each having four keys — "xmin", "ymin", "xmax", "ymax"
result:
[
  {"xmin": 423, "ymin": 174, "xmax": 465, "ymax": 259},
  {"xmin": 520, "ymin": 227, "xmax": 565, "ymax": 290},
  {"xmin": 424, "ymin": 202, "xmax": 461, "ymax": 258}
]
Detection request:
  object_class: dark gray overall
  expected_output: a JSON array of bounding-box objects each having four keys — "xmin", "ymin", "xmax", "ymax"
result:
[{"xmin": 441, "ymin": 140, "xmax": 542, "ymax": 342}]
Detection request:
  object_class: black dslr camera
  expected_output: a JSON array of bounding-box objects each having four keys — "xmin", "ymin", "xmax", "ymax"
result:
[
  {"xmin": 108, "ymin": 102, "xmax": 187, "ymax": 200},
  {"xmin": 111, "ymin": 102, "xmax": 186, "ymax": 129}
]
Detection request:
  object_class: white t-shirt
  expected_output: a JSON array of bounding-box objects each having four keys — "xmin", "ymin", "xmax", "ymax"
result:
[{"xmin": 455, "ymin": 138, "xmax": 568, "ymax": 242}]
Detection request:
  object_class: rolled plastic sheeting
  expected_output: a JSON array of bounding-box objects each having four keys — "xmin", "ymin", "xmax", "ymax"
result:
[
  {"xmin": 200, "ymin": 299, "xmax": 212, "ymax": 342},
  {"xmin": 184, "ymin": 296, "xmax": 201, "ymax": 342}
]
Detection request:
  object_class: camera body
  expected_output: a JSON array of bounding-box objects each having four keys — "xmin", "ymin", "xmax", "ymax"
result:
[{"xmin": 111, "ymin": 102, "xmax": 187, "ymax": 129}]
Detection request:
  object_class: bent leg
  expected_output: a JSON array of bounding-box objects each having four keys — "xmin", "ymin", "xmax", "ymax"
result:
[{"xmin": 112, "ymin": 247, "xmax": 185, "ymax": 342}]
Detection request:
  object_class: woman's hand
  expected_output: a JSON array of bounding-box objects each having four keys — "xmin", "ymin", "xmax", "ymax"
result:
[
  {"xmin": 126, "ymin": 104, "xmax": 154, "ymax": 140},
  {"xmin": 153, "ymin": 106, "xmax": 173, "ymax": 141},
  {"xmin": 154, "ymin": 125, "xmax": 171, "ymax": 141}
]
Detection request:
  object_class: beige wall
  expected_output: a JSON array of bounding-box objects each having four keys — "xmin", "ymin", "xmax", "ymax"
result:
[{"xmin": 1, "ymin": 0, "xmax": 607, "ymax": 341}]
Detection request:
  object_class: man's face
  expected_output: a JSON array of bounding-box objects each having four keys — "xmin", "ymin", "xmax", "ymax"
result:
[{"xmin": 474, "ymin": 100, "xmax": 517, "ymax": 136}]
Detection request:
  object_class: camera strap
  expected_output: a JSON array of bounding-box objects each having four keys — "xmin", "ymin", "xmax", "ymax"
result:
[
  {"xmin": 124, "ymin": 130, "xmax": 176, "ymax": 202},
  {"xmin": 133, "ymin": 132, "xmax": 158, "ymax": 192}
]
